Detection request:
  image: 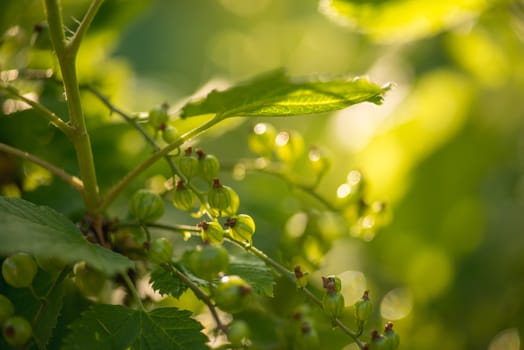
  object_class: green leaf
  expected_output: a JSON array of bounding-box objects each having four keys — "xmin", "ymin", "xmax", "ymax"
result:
[
  {"xmin": 226, "ymin": 243, "xmax": 274, "ymax": 297},
  {"xmin": 33, "ymin": 279, "xmax": 66, "ymax": 349},
  {"xmin": 180, "ymin": 70, "xmax": 389, "ymax": 119},
  {"xmin": 319, "ymin": 0, "xmax": 488, "ymax": 43},
  {"xmin": 62, "ymin": 305, "xmax": 208, "ymax": 350},
  {"xmin": 150, "ymin": 266, "xmax": 188, "ymax": 299},
  {"xmin": 0, "ymin": 197, "xmax": 133, "ymax": 275}
]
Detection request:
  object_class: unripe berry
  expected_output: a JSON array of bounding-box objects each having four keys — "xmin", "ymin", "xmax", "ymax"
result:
[
  {"xmin": 295, "ymin": 321, "xmax": 319, "ymax": 350},
  {"xmin": 148, "ymin": 104, "xmax": 169, "ymax": 129},
  {"xmin": 73, "ymin": 261, "xmax": 106, "ymax": 297},
  {"xmin": 225, "ymin": 214, "xmax": 256, "ymax": 246},
  {"xmin": 178, "ymin": 147, "xmax": 200, "ymax": 179},
  {"xmin": 198, "ymin": 221, "xmax": 225, "ymax": 244},
  {"xmin": 369, "ymin": 330, "xmax": 389, "ymax": 350},
  {"xmin": 384, "ymin": 322, "xmax": 400, "ymax": 349},
  {"xmin": 172, "ymin": 181, "xmax": 196, "ymax": 211},
  {"xmin": 294, "ymin": 265, "xmax": 309, "ymax": 288},
  {"xmin": 130, "ymin": 189, "xmax": 165, "ymax": 223},
  {"xmin": 355, "ymin": 290, "xmax": 373, "ymax": 322},
  {"xmin": 322, "ymin": 275, "xmax": 342, "ymax": 294},
  {"xmin": 196, "ymin": 149, "xmax": 220, "ymax": 182},
  {"xmin": 2, "ymin": 253, "xmax": 38, "ymax": 288},
  {"xmin": 0, "ymin": 294, "xmax": 15, "ymax": 325},
  {"xmin": 2, "ymin": 316, "xmax": 32, "ymax": 346},
  {"xmin": 208, "ymin": 179, "xmax": 236, "ymax": 215},
  {"xmin": 214, "ymin": 275, "xmax": 253, "ymax": 313},
  {"xmin": 228, "ymin": 320, "xmax": 250, "ymax": 347},
  {"xmin": 190, "ymin": 244, "xmax": 229, "ymax": 280},
  {"xmin": 322, "ymin": 292, "xmax": 345, "ymax": 319},
  {"xmin": 35, "ymin": 255, "xmax": 67, "ymax": 273},
  {"xmin": 274, "ymin": 130, "xmax": 304, "ymax": 162},
  {"xmin": 147, "ymin": 237, "xmax": 173, "ymax": 265},
  {"xmin": 162, "ymin": 125, "xmax": 179, "ymax": 143},
  {"xmin": 248, "ymin": 123, "xmax": 276, "ymax": 156}
]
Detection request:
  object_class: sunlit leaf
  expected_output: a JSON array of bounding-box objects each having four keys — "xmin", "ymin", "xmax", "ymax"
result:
[
  {"xmin": 62, "ymin": 304, "xmax": 208, "ymax": 350},
  {"xmin": 227, "ymin": 243, "xmax": 274, "ymax": 297},
  {"xmin": 319, "ymin": 0, "xmax": 488, "ymax": 43},
  {"xmin": 0, "ymin": 197, "xmax": 133, "ymax": 275},
  {"xmin": 180, "ymin": 70, "xmax": 389, "ymax": 119}
]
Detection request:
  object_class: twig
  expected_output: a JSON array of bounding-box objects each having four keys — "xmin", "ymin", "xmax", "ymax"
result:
[
  {"xmin": 68, "ymin": 0, "xmax": 104, "ymax": 55},
  {"xmin": 0, "ymin": 85, "xmax": 73, "ymax": 139},
  {"xmin": 0, "ymin": 142, "xmax": 84, "ymax": 191}
]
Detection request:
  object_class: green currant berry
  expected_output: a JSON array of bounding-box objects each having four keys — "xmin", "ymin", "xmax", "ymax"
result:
[
  {"xmin": 228, "ymin": 320, "xmax": 250, "ymax": 347},
  {"xmin": 196, "ymin": 149, "xmax": 220, "ymax": 182},
  {"xmin": 190, "ymin": 244, "xmax": 229, "ymax": 280},
  {"xmin": 172, "ymin": 181, "xmax": 196, "ymax": 211},
  {"xmin": 207, "ymin": 179, "xmax": 234, "ymax": 214},
  {"xmin": 214, "ymin": 275, "xmax": 252, "ymax": 313},
  {"xmin": 35, "ymin": 255, "xmax": 67, "ymax": 273},
  {"xmin": 147, "ymin": 237, "xmax": 173, "ymax": 265},
  {"xmin": 148, "ymin": 104, "xmax": 169, "ymax": 129},
  {"xmin": 308, "ymin": 146, "xmax": 331, "ymax": 174},
  {"xmin": 322, "ymin": 292, "xmax": 345, "ymax": 319},
  {"xmin": 369, "ymin": 330, "xmax": 389, "ymax": 350},
  {"xmin": 384, "ymin": 322, "xmax": 400, "ymax": 349},
  {"xmin": 0, "ymin": 295, "xmax": 15, "ymax": 325},
  {"xmin": 2, "ymin": 253, "xmax": 38, "ymax": 288},
  {"xmin": 248, "ymin": 123, "xmax": 276, "ymax": 156},
  {"xmin": 162, "ymin": 125, "xmax": 180, "ymax": 143},
  {"xmin": 130, "ymin": 189, "xmax": 165, "ymax": 223},
  {"xmin": 2, "ymin": 316, "xmax": 32, "ymax": 346},
  {"xmin": 294, "ymin": 265, "xmax": 309, "ymax": 288},
  {"xmin": 226, "ymin": 214, "xmax": 255, "ymax": 246},
  {"xmin": 355, "ymin": 290, "xmax": 373, "ymax": 322},
  {"xmin": 223, "ymin": 188, "xmax": 240, "ymax": 217},
  {"xmin": 296, "ymin": 321, "xmax": 319, "ymax": 350},
  {"xmin": 322, "ymin": 275, "xmax": 342, "ymax": 294},
  {"xmin": 198, "ymin": 221, "xmax": 225, "ymax": 244},
  {"xmin": 274, "ymin": 130, "xmax": 304, "ymax": 162},
  {"xmin": 73, "ymin": 261, "xmax": 106, "ymax": 297},
  {"xmin": 177, "ymin": 147, "xmax": 200, "ymax": 179}
]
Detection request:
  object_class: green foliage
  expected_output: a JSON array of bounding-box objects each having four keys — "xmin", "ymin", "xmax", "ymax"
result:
[
  {"xmin": 0, "ymin": 197, "xmax": 133, "ymax": 275},
  {"xmin": 150, "ymin": 265, "xmax": 188, "ymax": 299},
  {"xmin": 181, "ymin": 70, "xmax": 389, "ymax": 118},
  {"xmin": 62, "ymin": 305, "xmax": 208, "ymax": 350}
]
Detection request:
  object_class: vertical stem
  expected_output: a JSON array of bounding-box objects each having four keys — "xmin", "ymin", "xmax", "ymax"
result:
[{"xmin": 44, "ymin": 0, "xmax": 101, "ymax": 214}]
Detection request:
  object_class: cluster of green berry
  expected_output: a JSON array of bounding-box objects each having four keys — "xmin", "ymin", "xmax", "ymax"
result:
[
  {"xmin": 364, "ymin": 323, "xmax": 400, "ymax": 350},
  {"xmin": 1, "ymin": 253, "xmax": 37, "ymax": 347}
]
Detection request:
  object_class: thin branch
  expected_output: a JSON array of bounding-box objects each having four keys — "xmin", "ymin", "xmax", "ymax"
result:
[
  {"xmin": 68, "ymin": 0, "xmax": 104, "ymax": 55},
  {"xmin": 0, "ymin": 85, "xmax": 73, "ymax": 139},
  {"xmin": 44, "ymin": 0, "xmax": 67, "ymax": 55},
  {"xmin": 0, "ymin": 142, "xmax": 84, "ymax": 191},
  {"xmin": 164, "ymin": 263, "xmax": 227, "ymax": 333}
]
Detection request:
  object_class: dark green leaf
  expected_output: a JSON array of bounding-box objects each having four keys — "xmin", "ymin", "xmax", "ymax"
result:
[
  {"xmin": 150, "ymin": 266, "xmax": 188, "ymax": 298},
  {"xmin": 226, "ymin": 243, "xmax": 274, "ymax": 297},
  {"xmin": 62, "ymin": 304, "xmax": 208, "ymax": 350},
  {"xmin": 180, "ymin": 70, "xmax": 389, "ymax": 118},
  {"xmin": 33, "ymin": 279, "xmax": 66, "ymax": 349},
  {"xmin": 0, "ymin": 197, "xmax": 133, "ymax": 275}
]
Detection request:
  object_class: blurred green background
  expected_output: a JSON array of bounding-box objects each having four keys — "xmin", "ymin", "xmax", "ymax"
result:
[{"xmin": 2, "ymin": 0, "xmax": 524, "ymax": 349}]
